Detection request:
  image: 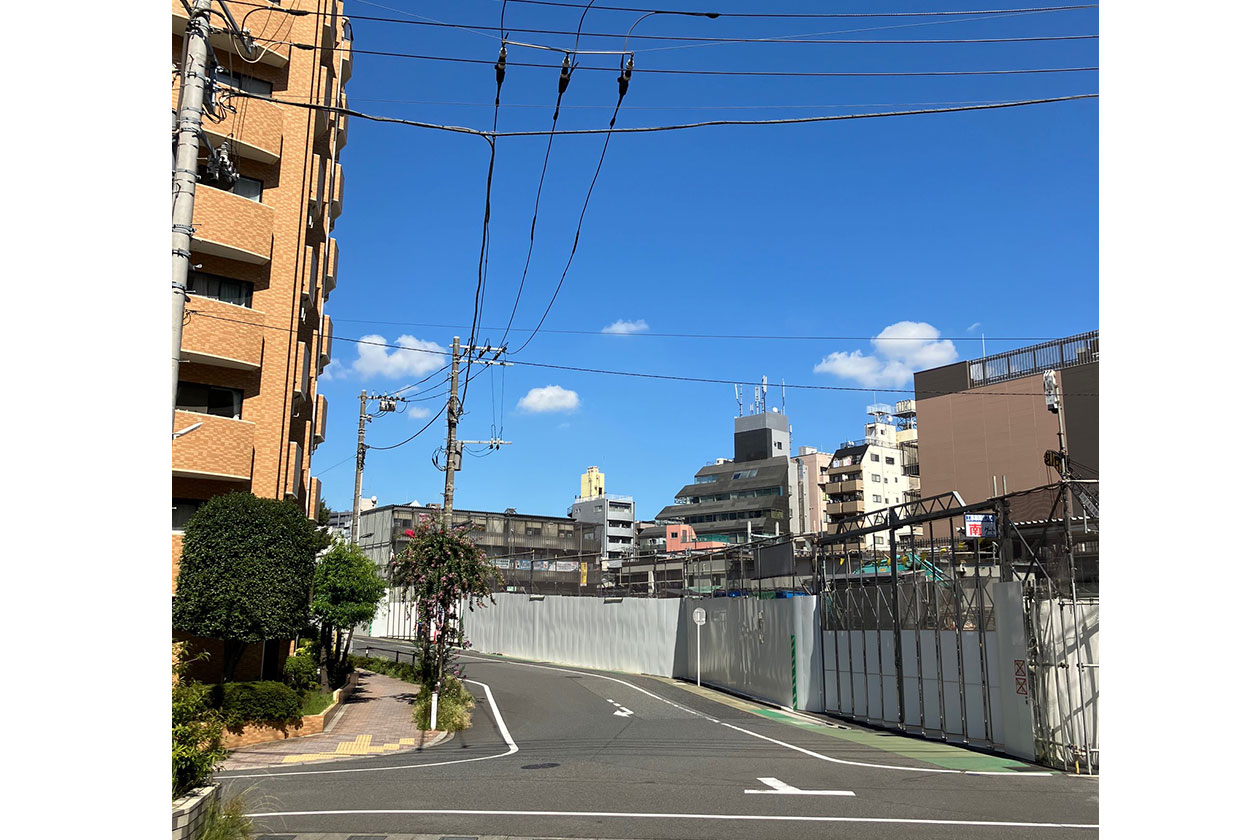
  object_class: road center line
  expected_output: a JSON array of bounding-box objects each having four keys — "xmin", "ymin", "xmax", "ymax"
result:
[
  {"xmin": 244, "ymin": 807, "xmax": 1098, "ymax": 830},
  {"xmin": 459, "ymin": 653, "xmax": 1052, "ymax": 778},
  {"xmin": 218, "ymin": 678, "xmax": 517, "ymax": 780}
]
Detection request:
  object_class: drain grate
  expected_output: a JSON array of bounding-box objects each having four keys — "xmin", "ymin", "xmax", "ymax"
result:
[{"xmin": 520, "ymin": 762, "xmax": 561, "ymax": 770}]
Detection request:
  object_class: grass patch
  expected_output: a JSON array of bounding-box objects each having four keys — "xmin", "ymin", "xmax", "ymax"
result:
[
  {"xmin": 298, "ymin": 688, "xmax": 338, "ymax": 717},
  {"xmin": 195, "ymin": 793, "xmax": 252, "ymax": 840},
  {"xmin": 413, "ymin": 676, "xmax": 475, "ymax": 732}
]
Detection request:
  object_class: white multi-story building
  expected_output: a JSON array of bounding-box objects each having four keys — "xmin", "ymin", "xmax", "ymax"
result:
[
  {"xmin": 823, "ymin": 402, "xmax": 922, "ymax": 554},
  {"xmin": 568, "ymin": 466, "xmax": 636, "ymax": 567}
]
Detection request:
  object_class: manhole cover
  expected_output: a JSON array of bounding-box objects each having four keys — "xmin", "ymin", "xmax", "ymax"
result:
[{"xmin": 520, "ymin": 762, "xmax": 560, "ymax": 770}]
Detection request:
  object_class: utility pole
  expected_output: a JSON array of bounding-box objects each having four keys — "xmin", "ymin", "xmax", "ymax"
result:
[
  {"xmin": 441, "ymin": 338, "xmax": 463, "ymax": 531},
  {"xmin": 440, "ymin": 338, "xmax": 512, "ymax": 530},
  {"xmin": 351, "ymin": 390, "xmax": 368, "ymax": 543},
  {"xmin": 171, "ymin": 0, "xmax": 214, "ymax": 423}
]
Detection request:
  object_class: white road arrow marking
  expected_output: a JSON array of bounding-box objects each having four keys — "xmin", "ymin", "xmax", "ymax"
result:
[
  {"xmin": 745, "ymin": 777, "xmax": 854, "ymax": 796},
  {"xmin": 614, "ymin": 707, "xmax": 635, "ymax": 717}
]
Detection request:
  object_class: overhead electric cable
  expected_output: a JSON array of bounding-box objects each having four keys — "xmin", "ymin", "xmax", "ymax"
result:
[
  {"xmin": 487, "ymin": 1, "xmax": 1098, "ymax": 17},
  {"xmin": 227, "ymin": 88, "xmax": 1098, "ymax": 139},
  {"xmin": 253, "ymin": 37, "xmax": 1097, "ymax": 78}
]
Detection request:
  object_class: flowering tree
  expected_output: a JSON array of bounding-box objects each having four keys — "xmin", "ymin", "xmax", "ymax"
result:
[{"xmin": 387, "ymin": 515, "xmax": 502, "ymax": 690}]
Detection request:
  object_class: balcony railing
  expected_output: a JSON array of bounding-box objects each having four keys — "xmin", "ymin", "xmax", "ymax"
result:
[
  {"xmin": 824, "ymin": 479, "xmax": 863, "ymax": 495},
  {"xmin": 324, "ymin": 238, "xmax": 339, "ymax": 298},
  {"xmin": 967, "ymin": 330, "xmax": 1099, "ymax": 389},
  {"xmin": 181, "ymin": 296, "xmax": 264, "ymax": 371},
  {"xmin": 191, "ymin": 187, "xmax": 273, "ymax": 264},
  {"xmin": 172, "ymin": 410, "xmax": 254, "ymax": 482},
  {"xmin": 313, "ymin": 394, "xmax": 328, "ymax": 447},
  {"xmin": 330, "ymin": 163, "xmax": 344, "ymax": 220},
  {"xmin": 319, "ymin": 314, "xmax": 333, "ymax": 371},
  {"xmin": 202, "ymin": 96, "xmax": 282, "ymax": 164}
]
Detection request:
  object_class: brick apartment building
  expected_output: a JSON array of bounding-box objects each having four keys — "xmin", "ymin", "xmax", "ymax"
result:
[{"xmin": 170, "ymin": 1, "xmax": 352, "ymax": 677}]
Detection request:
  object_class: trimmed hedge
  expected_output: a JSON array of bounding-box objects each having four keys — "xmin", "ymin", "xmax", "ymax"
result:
[
  {"xmin": 210, "ymin": 680, "xmax": 303, "ymax": 730},
  {"xmin": 347, "ymin": 654, "xmax": 426, "ymax": 686}
]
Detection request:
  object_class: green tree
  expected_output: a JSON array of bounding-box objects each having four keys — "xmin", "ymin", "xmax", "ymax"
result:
[
  {"xmin": 173, "ymin": 492, "xmax": 319, "ymax": 681},
  {"xmin": 388, "ymin": 515, "xmax": 501, "ymax": 691},
  {"xmin": 317, "ymin": 497, "xmax": 332, "ymax": 527},
  {"xmin": 312, "ymin": 538, "xmax": 387, "ymax": 690}
]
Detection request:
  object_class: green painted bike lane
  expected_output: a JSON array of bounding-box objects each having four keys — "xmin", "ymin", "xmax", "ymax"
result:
[{"xmin": 751, "ymin": 708, "xmax": 1038, "ymax": 772}]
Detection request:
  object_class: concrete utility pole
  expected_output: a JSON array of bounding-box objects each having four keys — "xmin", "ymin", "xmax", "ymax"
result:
[
  {"xmin": 442, "ymin": 338, "xmax": 463, "ymax": 531},
  {"xmin": 171, "ymin": 0, "xmax": 214, "ymax": 423},
  {"xmin": 351, "ymin": 390, "xmax": 368, "ymax": 543},
  {"xmin": 440, "ymin": 338, "xmax": 512, "ymax": 531}
]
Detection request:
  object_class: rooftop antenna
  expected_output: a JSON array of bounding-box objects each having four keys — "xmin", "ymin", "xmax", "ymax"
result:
[
  {"xmin": 761, "ymin": 376, "xmax": 768, "ymax": 414},
  {"xmin": 781, "ymin": 379, "xmax": 785, "ymax": 414},
  {"xmin": 734, "ymin": 383, "xmax": 743, "ymax": 417}
]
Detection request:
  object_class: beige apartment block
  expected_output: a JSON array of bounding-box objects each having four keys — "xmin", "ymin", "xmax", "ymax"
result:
[{"xmin": 170, "ymin": 0, "xmax": 351, "ymax": 590}]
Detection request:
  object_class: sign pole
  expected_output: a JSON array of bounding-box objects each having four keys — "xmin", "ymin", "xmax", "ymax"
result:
[{"xmin": 692, "ymin": 607, "xmax": 706, "ymax": 687}]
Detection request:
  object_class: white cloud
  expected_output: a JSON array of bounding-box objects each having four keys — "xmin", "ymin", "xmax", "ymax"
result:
[
  {"xmin": 814, "ymin": 321, "xmax": 958, "ymax": 388},
  {"xmin": 602, "ymin": 319, "xmax": 649, "ymax": 335},
  {"xmin": 351, "ymin": 334, "xmax": 445, "ymax": 379},
  {"xmin": 517, "ymin": 385, "xmax": 580, "ymax": 414},
  {"xmin": 321, "ymin": 358, "xmax": 351, "ymax": 380},
  {"xmin": 967, "ymin": 322, "xmax": 982, "ymax": 333},
  {"xmin": 407, "ymin": 406, "xmax": 432, "ymax": 420}
]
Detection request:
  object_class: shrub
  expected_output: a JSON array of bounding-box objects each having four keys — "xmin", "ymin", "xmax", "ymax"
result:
[
  {"xmin": 348, "ymin": 654, "xmax": 425, "ymax": 686},
  {"xmin": 173, "ymin": 644, "xmax": 226, "ymax": 799},
  {"xmin": 211, "ymin": 681, "xmax": 302, "ymax": 730},
  {"xmin": 282, "ymin": 653, "xmax": 317, "ymax": 691},
  {"xmin": 195, "ymin": 793, "xmax": 253, "ymax": 840},
  {"xmin": 413, "ymin": 675, "xmax": 475, "ymax": 732}
]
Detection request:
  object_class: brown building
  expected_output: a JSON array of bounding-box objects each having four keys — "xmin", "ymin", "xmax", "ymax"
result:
[
  {"xmin": 170, "ymin": 1, "xmax": 351, "ymax": 674},
  {"xmin": 913, "ymin": 331, "xmax": 1098, "ymax": 504}
]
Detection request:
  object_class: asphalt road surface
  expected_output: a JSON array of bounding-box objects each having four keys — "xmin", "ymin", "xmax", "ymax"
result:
[{"xmin": 219, "ymin": 638, "xmax": 1098, "ymax": 840}]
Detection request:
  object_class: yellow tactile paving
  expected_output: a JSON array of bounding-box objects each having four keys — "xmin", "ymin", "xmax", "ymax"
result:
[{"xmin": 281, "ymin": 734, "xmax": 410, "ymax": 764}]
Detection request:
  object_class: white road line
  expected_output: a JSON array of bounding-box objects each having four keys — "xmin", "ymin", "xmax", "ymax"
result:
[
  {"xmin": 745, "ymin": 776, "xmax": 855, "ymax": 796},
  {"xmin": 243, "ymin": 807, "xmax": 1098, "ymax": 830},
  {"xmin": 459, "ymin": 654, "xmax": 1052, "ymax": 778},
  {"xmin": 218, "ymin": 678, "xmax": 517, "ymax": 780}
]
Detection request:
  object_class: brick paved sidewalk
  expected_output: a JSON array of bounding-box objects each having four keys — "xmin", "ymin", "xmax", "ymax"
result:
[{"xmin": 221, "ymin": 670, "xmax": 447, "ymax": 771}]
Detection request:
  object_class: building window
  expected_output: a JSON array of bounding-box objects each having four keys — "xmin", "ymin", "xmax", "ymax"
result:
[
  {"xmin": 731, "ymin": 469, "xmax": 759, "ymax": 480},
  {"xmin": 188, "ymin": 270, "xmax": 254, "ymax": 308},
  {"xmin": 669, "ymin": 531, "xmax": 678, "ymax": 538},
  {"xmin": 232, "ymin": 175, "xmax": 264, "ymax": 202},
  {"xmin": 215, "ymin": 69, "xmax": 273, "ymax": 96},
  {"xmin": 694, "ymin": 475, "xmax": 717, "ymax": 484},
  {"xmin": 885, "ymin": 456, "xmax": 895, "ymax": 465},
  {"xmin": 870, "ymin": 454, "xmax": 880, "ymax": 462},
  {"xmin": 774, "ymin": 441, "xmax": 783, "ymax": 450},
  {"xmin": 172, "ymin": 498, "xmax": 205, "ymax": 530},
  {"xmin": 874, "ymin": 535, "xmax": 885, "ymax": 545},
  {"xmin": 872, "ymin": 494, "xmax": 882, "ymax": 504},
  {"xmin": 894, "ymin": 476, "xmax": 898, "ymax": 483},
  {"xmin": 176, "ymin": 382, "xmax": 244, "ymax": 419},
  {"xmin": 870, "ymin": 474, "xmax": 880, "ymax": 483}
]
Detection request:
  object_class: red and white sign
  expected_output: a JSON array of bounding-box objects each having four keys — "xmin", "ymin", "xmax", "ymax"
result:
[
  {"xmin": 1015, "ymin": 677, "xmax": 1028, "ymax": 696},
  {"xmin": 1014, "ymin": 659, "xmax": 1026, "ymax": 677}
]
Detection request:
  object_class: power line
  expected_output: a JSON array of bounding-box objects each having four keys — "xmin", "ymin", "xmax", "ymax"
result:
[
  {"xmin": 486, "ymin": 1, "xmax": 1098, "ymax": 17},
  {"xmin": 227, "ymin": 89, "xmax": 1098, "ymax": 138},
  {"xmin": 254, "ymin": 37, "xmax": 1097, "ymax": 78},
  {"xmin": 185, "ymin": 309, "xmax": 1099, "ymax": 397},
  {"xmin": 232, "ymin": 3, "xmax": 1097, "ymax": 44},
  {"xmin": 369, "ymin": 405, "xmax": 445, "ymax": 451}
]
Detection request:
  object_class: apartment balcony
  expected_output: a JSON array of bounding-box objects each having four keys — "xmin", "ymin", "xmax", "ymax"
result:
[
  {"xmin": 338, "ymin": 37, "xmax": 354, "ymax": 82},
  {"xmin": 824, "ymin": 479, "xmax": 863, "ymax": 495},
  {"xmin": 202, "ymin": 96, "xmax": 282, "ymax": 164},
  {"xmin": 285, "ymin": 441, "xmax": 305, "ymax": 502},
  {"xmin": 313, "ymin": 395, "xmax": 328, "ymax": 447},
  {"xmin": 324, "ymin": 238, "xmax": 339, "ymax": 298},
  {"xmin": 336, "ymin": 110, "xmax": 348, "ymax": 153},
  {"xmin": 329, "ymin": 163, "xmax": 344, "ymax": 220},
  {"xmin": 180, "ymin": 295, "xmax": 264, "ymax": 371},
  {"xmin": 191, "ymin": 186, "xmax": 273, "ymax": 265},
  {"xmin": 826, "ymin": 500, "xmax": 864, "ymax": 517},
  {"xmin": 307, "ymin": 476, "xmax": 322, "ymax": 520},
  {"xmin": 171, "ymin": 2, "xmax": 290, "ymax": 67},
  {"xmin": 294, "ymin": 342, "xmax": 312, "ymax": 405},
  {"xmin": 172, "ymin": 410, "xmax": 254, "ymax": 483},
  {"xmin": 319, "ymin": 314, "xmax": 333, "ymax": 371}
]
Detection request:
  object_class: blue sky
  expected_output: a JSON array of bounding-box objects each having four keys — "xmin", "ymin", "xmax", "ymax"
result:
[{"xmin": 312, "ymin": 0, "xmax": 1098, "ymax": 520}]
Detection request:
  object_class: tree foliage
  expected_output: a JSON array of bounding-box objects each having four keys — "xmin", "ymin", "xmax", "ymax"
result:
[
  {"xmin": 311, "ymin": 538, "xmax": 386, "ymax": 689},
  {"xmin": 173, "ymin": 492, "xmax": 319, "ymax": 680},
  {"xmin": 172, "ymin": 643, "xmax": 226, "ymax": 799},
  {"xmin": 388, "ymin": 514, "xmax": 501, "ymax": 689}
]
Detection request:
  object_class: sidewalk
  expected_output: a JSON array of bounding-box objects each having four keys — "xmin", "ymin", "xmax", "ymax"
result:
[{"xmin": 220, "ymin": 670, "xmax": 447, "ymax": 771}]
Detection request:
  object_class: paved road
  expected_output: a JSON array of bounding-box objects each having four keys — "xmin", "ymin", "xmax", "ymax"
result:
[{"xmin": 220, "ymin": 638, "xmax": 1098, "ymax": 840}]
